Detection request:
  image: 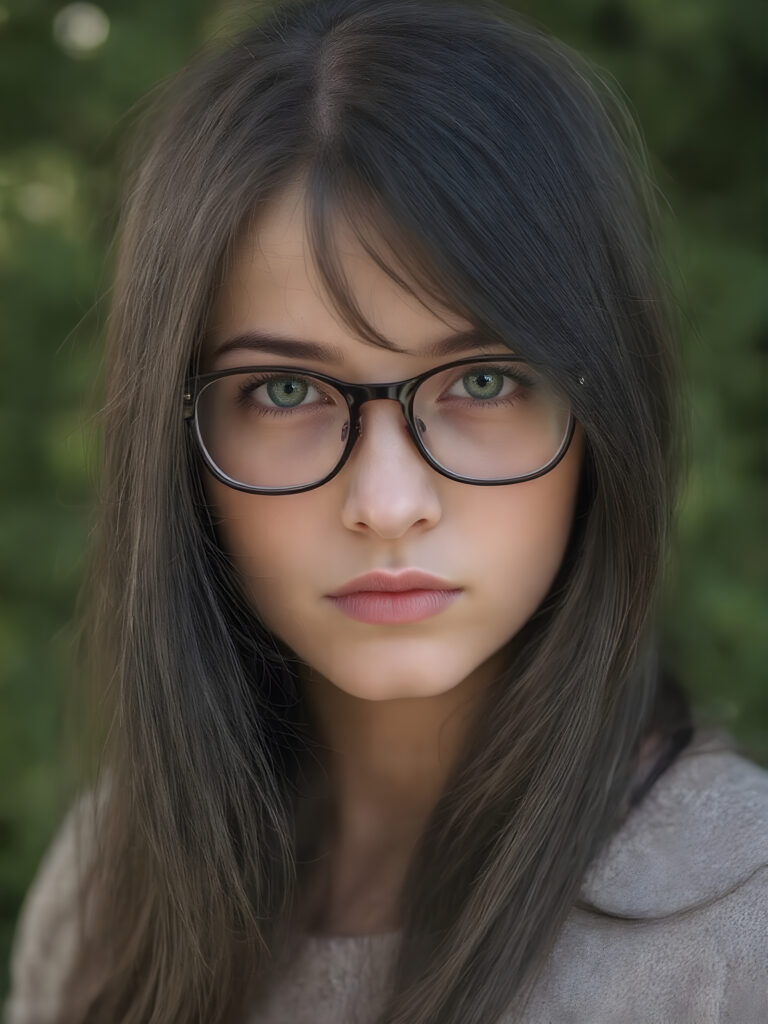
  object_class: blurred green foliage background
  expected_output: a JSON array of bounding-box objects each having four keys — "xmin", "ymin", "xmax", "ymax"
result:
[{"xmin": 0, "ymin": 0, "xmax": 765, "ymax": 997}]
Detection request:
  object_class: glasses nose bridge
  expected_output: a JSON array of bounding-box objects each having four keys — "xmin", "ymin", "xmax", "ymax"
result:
[{"xmin": 347, "ymin": 377, "xmax": 420, "ymax": 440}]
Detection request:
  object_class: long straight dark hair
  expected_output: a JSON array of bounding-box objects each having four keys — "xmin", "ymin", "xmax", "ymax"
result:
[{"xmin": 60, "ymin": 1, "xmax": 690, "ymax": 1021}]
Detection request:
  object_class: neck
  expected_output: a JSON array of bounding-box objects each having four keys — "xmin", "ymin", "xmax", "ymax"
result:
[{"xmin": 293, "ymin": 645, "xmax": 511, "ymax": 935}]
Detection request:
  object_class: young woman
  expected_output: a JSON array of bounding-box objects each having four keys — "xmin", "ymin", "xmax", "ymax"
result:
[{"xmin": 6, "ymin": 1, "xmax": 768, "ymax": 1022}]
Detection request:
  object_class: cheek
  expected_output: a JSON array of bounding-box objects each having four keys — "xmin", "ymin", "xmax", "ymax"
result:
[
  {"xmin": 470, "ymin": 427, "xmax": 583, "ymax": 614},
  {"xmin": 205, "ymin": 477, "xmax": 318, "ymax": 627}
]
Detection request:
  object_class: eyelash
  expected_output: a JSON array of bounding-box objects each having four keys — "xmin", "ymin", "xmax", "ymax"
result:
[
  {"xmin": 234, "ymin": 374, "xmax": 335, "ymax": 416},
  {"xmin": 233, "ymin": 364, "xmax": 536, "ymax": 416}
]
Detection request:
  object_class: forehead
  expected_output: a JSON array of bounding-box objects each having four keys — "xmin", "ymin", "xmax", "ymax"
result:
[{"xmin": 205, "ymin": 183, "xmax": 478, "ymax": 372}]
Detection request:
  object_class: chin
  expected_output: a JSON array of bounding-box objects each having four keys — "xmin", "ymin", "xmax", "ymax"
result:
[
  {"xmin": 333, "ymin": 679, "xmax": 451, "ymax": 702},
  {"xmin": 305, "ymin": 646, "xmax": 487, "ymax": 702}
]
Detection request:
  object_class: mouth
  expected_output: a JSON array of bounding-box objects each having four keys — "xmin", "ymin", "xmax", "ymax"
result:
[
  {"xmin": 329, "ymin": 568, "xmax": 460, "ymax": 598},
  {"xmin": 326, "ymin": 588, "xmax": 462, "ymax": 625}
]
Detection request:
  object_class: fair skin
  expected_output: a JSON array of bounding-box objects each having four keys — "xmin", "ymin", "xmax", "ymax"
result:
[{"xmin": 203, "ymin": 182, "xmax": 584, "ymax": 936}]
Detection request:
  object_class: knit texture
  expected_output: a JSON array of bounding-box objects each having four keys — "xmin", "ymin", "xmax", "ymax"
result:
[{"xmin": 5, "ymin": 730, "xmax": 768, "ymax": 1023}]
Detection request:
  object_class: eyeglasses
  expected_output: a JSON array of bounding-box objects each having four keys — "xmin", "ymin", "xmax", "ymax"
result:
[{"xmin": 183, "ymin": 355, "xmax": 578, "ymax": 495}]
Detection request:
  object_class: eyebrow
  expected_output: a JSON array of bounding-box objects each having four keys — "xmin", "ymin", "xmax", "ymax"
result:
[{"xmin": 210, "ymin": 328, "xmax": 502, "ymax": 363}]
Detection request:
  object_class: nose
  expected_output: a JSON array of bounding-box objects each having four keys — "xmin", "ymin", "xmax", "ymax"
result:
[{"xmin": 339, "ymin": 399, "xmax": 443, "ymax": 538}]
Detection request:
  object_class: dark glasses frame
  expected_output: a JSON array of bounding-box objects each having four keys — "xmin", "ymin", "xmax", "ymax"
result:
[{"xmin": 183, "ymin": 354, "xmax": 581, "ymax": 495}]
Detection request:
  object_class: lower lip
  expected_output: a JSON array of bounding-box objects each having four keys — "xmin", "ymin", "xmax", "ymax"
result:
[{"xmin": 327, "ymin": 589, "xmax": 462, "ymax": 624}]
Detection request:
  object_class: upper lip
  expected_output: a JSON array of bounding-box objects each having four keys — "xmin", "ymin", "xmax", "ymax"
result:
[{"xmin": 329, "ymin": 569, "xmax": 461, "ymax": 597}]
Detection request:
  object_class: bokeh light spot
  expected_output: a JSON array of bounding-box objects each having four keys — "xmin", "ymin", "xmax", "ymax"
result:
[{"xmin": 52, "ymin": 3, "xmax": 110, "ymax": 58}]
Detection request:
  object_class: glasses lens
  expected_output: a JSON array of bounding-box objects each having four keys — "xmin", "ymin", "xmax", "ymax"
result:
[
  {"xmin": 412, "ymin": 360, "xmax": 571, "ymax": 481},
  {"xmin": 195, "ymin": 370, "xmax": 350, "ymax": 490},
  {"xmin": 194, "ymin": 360, "xmax": 572, "ymax": 491}
]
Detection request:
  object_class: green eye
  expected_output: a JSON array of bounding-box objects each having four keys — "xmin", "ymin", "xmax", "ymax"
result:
[
  {"xmin": 266, "ymin": 377, "xmax": 310, "ymax": 407},
  {"xmin": 462, "ymin": 370, "xmax": 505, "ymax": 400}
]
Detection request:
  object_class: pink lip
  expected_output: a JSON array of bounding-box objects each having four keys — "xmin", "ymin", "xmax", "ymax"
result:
[
  {"xmin": 327, "ymin": 589, "xmax": 461, "ymax": 625},
  {"xmin": 329, "ymin": 569, "xmax": 459, "ymax": 597}
]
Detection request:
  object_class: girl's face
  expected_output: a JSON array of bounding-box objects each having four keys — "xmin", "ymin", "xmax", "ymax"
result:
[{"xmin": 203, "ymin": 184, "xmax": 584, "ymax": 702}]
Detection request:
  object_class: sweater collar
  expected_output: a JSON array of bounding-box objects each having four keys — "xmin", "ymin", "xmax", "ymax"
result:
[{"xmin": 578, "ymin": 729, "xmax": 768, "ymax": 918}]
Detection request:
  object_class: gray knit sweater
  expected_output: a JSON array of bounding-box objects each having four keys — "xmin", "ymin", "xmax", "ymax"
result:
[{"xmin": 5, "ymin": 730, "xmax": 768, "ymax": 1023}]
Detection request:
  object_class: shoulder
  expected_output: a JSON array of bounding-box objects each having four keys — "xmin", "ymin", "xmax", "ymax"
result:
[
  {"xmin": 514, "ymin": 733, "xmax": 768, "ymax": 1023},
  {"xmin": 580, "ymin": 728, "xmax": 768, "ymax": 918},
  {"xmin": 3, "ymin": 782, "xmax": 107, "ymax": 1024}
]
